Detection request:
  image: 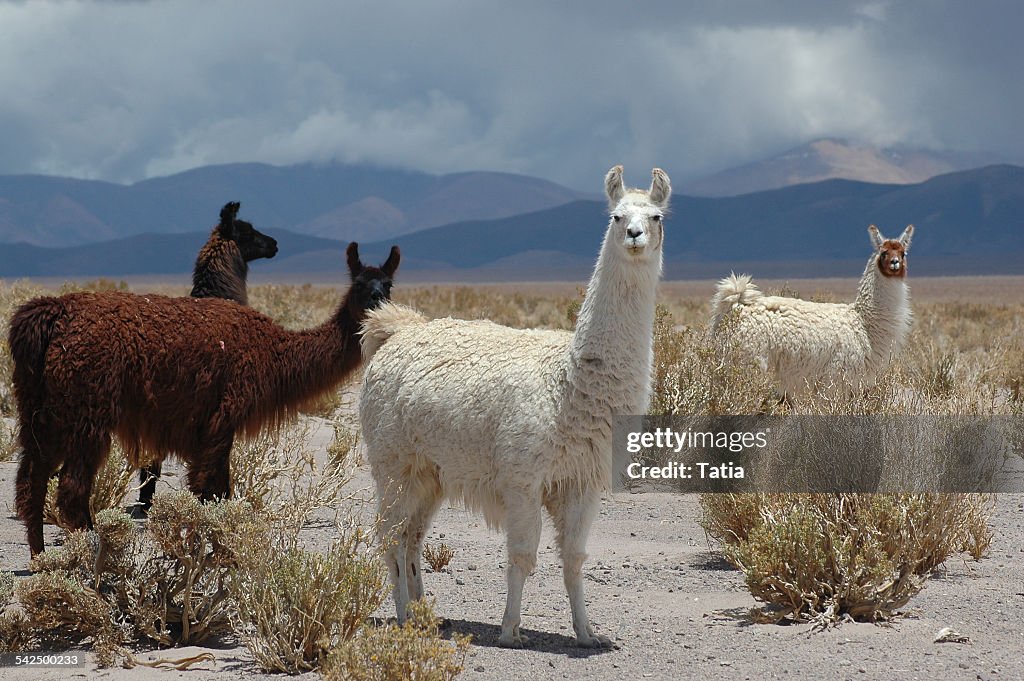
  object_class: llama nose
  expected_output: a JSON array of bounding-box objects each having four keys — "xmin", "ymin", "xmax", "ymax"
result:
[{"xmin": 627, "ymin": 227, "xmax": 643, "ymax": 239}]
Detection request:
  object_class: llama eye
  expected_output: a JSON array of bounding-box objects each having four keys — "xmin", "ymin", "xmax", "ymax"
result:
[
  {"xmin": 651, "ymin": 215, "xmax": 662, "ymax": 222},
  {"xmin": 612, "ymin": 215, "xmax": 621, "ymax": 222}
]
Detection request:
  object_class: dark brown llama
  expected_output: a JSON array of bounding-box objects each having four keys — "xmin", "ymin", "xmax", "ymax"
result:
[
  {"xmin": 190, "ymin": 200, "xmax": 279, "ymax": 304},
  {"xmin": 136, "ymin": 200, "xmax": 278, "ymax": 514},
  {"xmin": 10, "ymin": 242, "xmax": 399, "ymax": 556}
]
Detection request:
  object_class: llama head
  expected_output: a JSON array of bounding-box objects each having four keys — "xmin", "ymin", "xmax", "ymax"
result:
[
  {"xmin": 868, "ymin": 224, "xmax": 914, "ymax": 279},
  {"xmin": 603, "ymin": 165, "xmax": 671, "ymax": 262},
  {"xmin": 345, "ymin": 242, "xmax": 401, "ymax": 315},
  {"xmin": 216, "ymin": 201, "xmax": 278, "ymax": 262}
]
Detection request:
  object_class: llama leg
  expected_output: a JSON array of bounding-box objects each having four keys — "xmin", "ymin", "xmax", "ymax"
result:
[
  {"xmin": 498, "ymin": 493, "xmax": 542, "ymax": 648},
  {"xmin": 55, "ymin": 432, "xmax": 113, "ymax": 533},
  {"xmin": 376, "ymin": 479, "xmax": 412, "ymax": 623},
  {"xmin": 15, "ymin": 438, "xmax": 61, "ymax": 557},
  {"xmin": 549, "ymin": 488, "xmax": 611, "ymax": 648},
  {"xmin": 137, "ymin": 461, "xmax": 163, "ymax": 512},
  {"xmin": 186, "ymin": 430, "xmax": 234, "ymax": 501},
  {"xmin": 403, "ymin": 482, "xmax": 442, "ymax": 602}
]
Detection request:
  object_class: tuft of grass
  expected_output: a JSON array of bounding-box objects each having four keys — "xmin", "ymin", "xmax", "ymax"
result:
[
  {"xmin": 423, "ymin": 543, "xmax": 455, "ymax": 573},
  {"xmin": 323, "ymin": 599, "xmax": 470, "ymax": 681}
]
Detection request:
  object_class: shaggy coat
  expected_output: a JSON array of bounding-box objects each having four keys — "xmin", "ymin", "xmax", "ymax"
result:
[
  {"xmin": 190, "ymin": 201, "xmax": 278, "ymax": 304},
  {"xmin": 138, "ymin": 200, "xmax": 278, "ymax": 511},
  {"xmin": 359, "ymin": 166, "xmax": 670, "ymax": 648},
  {"xmin": 11, "ymin": 243, "xmax": 399, "ymax": 556},
  {"xmin": 710, "ymin": 225, "xmax": 914, "ymax": 396}
]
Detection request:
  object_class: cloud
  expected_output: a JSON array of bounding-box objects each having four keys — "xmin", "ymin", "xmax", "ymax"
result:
[{"xmin": 0, "ymin": 1, "xmax": 1020, "ymax": 189}]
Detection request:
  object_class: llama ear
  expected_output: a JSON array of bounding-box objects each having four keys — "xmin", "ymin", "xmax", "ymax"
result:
[
  {"xmin": 382, "ymin": 245, "xmax": 401, "ymax": 277},
  {"xmin": 898, "ymin": 224, "xmax": 914, "ymax": 250},
  {"xmin": 649, "ymin": 168, "xmax": 671, "ymax": 208},
  {"xmin": 605, "ymin": 165, "xmax": 625, "ymax": 207},
  {"xmin": 868, "ymin": 224, "xmax": 885, "ymax": 250},
  {"xmin": 346, "ymin": 242, "xmax": 364, "ymax": 278},
  {"xmin": 218, "ymin": 201, "xmax": 240, "ymax": 238},
  {"xmin": 220, "ymin": 201, "xmax": 240, "ymax": 225}
]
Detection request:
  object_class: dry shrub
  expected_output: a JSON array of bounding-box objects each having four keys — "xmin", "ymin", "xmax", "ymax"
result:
[
  {"xmin": 327, "ymin": 422, "xmax": 360, "ymax": 468},
  {"xmin": 423, "ymin": 543, "xmax": 455, "ymax": 573},
  {"xmin": 701, "ymin": 492, "xmax": 993, "ymax": 624},
  {"xmin": 227, "ymin": 527, "xmax": 388, "ymax": 673},
  {"xmin": 0, "ymin": 571, "xmax": 35, "ymax": 653},
  {"xmin": 0, "ymin": 417, "xmax": 17, "ymax": 462},
  {"xmin": 43, "ymin": 442, "xmax": 134, "ymax": 527},
  {"xmin": 230, "ymin": 423, "xmax": 353, "ymax": 539},
  {"xmin": 650, "ymin": 306, "xmax": 778, "ymax": 416},
  {"xmin": 323, "ymin": 599, "xmax": 470, "ymax": 681},
  {"xmin": 10, "ymin": 491, "xmax": 260, "ymax": 660}
]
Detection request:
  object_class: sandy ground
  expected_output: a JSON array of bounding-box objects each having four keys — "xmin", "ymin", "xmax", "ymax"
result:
[{"xmin": 1, "ymin": 401, "xmax": 1023, "ymax": 681}]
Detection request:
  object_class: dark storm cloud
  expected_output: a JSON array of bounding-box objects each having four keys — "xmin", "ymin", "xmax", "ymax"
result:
[{"xmin": 0, "ymin": 1, "xmax": 1019, "ymax": 189}]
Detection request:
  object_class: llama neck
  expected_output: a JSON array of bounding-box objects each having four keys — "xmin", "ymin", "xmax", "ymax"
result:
[
  {"xmin": 568, "ymin": 236, "xmax": 662, "ymax": 415},
  {"xmin": 853, "ymin": 255, "xmax": 912, "ymax": 363},
  {"xmin": 191, "ymin": 240, "xmax": 248, "ymax": 305},
  {"xmin": 278, "ymin": 303, "xmax": 363, "ymax": 397}
]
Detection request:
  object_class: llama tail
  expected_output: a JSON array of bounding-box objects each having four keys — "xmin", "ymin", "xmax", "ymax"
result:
[
  {"xmin": 710, "ymin": 272, "xmax": 761, "ymax": 330},
  {"xmin": 8, "ymin": 296, "xmax": 64, "ymax": 410},
  {"xmin": 360, "ymin": 302, "xmax": 429, "ymax": 361}
]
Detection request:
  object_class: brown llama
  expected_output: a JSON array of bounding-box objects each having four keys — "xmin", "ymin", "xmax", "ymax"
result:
[
  {"xmin": 10, "ymin": 242, "xmax": 399, "ymax": 556},
  {"xmin": 136, "ymin": 200, "xmax": 278, "ymax": 514}
]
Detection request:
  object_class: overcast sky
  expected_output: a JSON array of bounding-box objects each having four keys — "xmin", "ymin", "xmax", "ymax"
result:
[{"xmin": 0, "ymin": 1, "xmax": 1019, "ymax": 189}]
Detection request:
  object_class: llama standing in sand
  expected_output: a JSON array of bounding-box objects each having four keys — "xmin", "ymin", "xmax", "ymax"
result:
[
  {"xmin": 359, "ymin": 166, "xmax": 670, "ymax": 647},
  {"xmin": 11, "ymin": 243, "xmax": 398, "ymax": 556},
  {"xmin": 710, "ymin": 225, "xmax": 914, "ymax": 397},
  {"xmin": 136, "ymin": 200, "xmax": 278, "ymax": 513}
]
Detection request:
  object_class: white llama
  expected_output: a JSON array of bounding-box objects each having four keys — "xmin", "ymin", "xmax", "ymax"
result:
[
  {"xmin": 710, "ymin": 224, "xmax": 914, "ymax": 397},
  {"xmin": 358, "ymin": 165, "xmax": 670, "ymax": 648}
]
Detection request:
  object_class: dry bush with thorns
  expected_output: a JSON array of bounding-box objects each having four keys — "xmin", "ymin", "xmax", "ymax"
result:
[
  {"xmin": 423, "ymin": 542, "xmax": 456, "ymax": 573},
  {"xmin": 230, "ymin": 423, "xmax": 357, "ymax": 541},
  {"xmin": 700, "ymin": 492, "xmax": 993, "ymax": 624},
  {"xmin": 323, "ymin": 599, "xmax": 471, "ymax": 681},
  {"xmin": 227, "ymin": 527, "xmax": 387, "ymax": 673}
]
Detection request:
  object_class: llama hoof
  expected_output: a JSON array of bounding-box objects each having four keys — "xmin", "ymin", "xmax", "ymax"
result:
[
  {"xmin": 577, "ymin": 633, "xmax": 614, "ymax": 649},
  {"xmin": 497, "ymin": 632, "xmax": 530, "ymax": 649}
]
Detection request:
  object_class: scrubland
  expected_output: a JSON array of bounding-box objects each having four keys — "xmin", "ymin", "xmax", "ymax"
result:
[{"xmin": 0, "ymin": 276, "xmax": 1021, "ymax": 680}]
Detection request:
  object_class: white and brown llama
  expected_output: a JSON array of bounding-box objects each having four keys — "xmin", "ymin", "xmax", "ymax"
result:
[{"xmin": 710, "ymin": 224, "xmax": 915, "ymax": 397}]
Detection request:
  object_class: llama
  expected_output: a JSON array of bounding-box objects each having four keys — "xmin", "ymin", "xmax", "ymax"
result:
[
  {"xmin": 359, "ymin": 165, "xmax": 670, "ymax": 648},
  {"xmin": 189, "ymin": 200, "xmax": 278, "ymax": 305},
  {"xmin": 136, "ymin": 200, "xmax": 278, "ymax": 513},
  {"xmin": 10, "ymin": 242, "xmax": 399, "ymax": 556},
  {"xmin": 710, "ymin": 224, "xmax": 914, "ymax": 397}
]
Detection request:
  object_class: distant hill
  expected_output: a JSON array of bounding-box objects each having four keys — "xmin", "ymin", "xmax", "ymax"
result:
[
  {"xmin": 2, "ymin": 165, "xmax": 1022, "ymax": 279},
  {"xmin": 0, "ymin": 162, "xmax": 588, "ymax": 247},
  {"xmin": 684, "ymin": 138, "xmax": 1004, "ymax": 197}
]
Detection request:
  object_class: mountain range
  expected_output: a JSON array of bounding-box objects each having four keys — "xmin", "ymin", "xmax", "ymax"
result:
[
  {"xmin": 682, "ymin": 138, "xmax": 1004, "ymax": 197},
  {"xmin": 2, "ymin": 163, "xmax": 1021, "ymax": 280}
]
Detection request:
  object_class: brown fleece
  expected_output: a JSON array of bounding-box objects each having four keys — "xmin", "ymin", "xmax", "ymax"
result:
[{"xmin": 10, "ymin": 243, "xmax": 399, "ymax": 556}]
